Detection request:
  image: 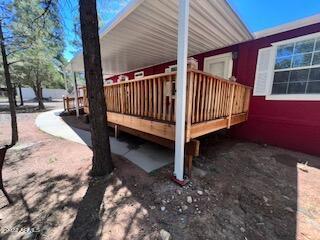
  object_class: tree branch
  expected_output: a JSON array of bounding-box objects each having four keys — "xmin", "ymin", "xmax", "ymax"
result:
[
  {"xmin": 8, "ymin": 60, "xmax": 23, "ymax": 66},
  {"xmin": 33, "ymin": 0, "xmax": 53, "ymax": 22}
]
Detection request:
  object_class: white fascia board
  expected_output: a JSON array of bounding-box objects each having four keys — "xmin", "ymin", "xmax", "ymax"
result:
[{"xmin": 254, "ymin": 14, "xmax": 320, "ymax": 39}]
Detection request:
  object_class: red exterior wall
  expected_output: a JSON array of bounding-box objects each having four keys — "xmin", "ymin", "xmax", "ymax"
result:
[
  {"xmin": 232, "ymin": 23, "xmax": 320, "ymax": 156},
  {"xmin": 108, "ymin": 23, "xmax": 320, "ymax": 156}
]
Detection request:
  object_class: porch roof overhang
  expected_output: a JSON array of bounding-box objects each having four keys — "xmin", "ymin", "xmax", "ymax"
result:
[{"xmin": 68, "ymin": 0, "xmax": 253, "ymax": 75}]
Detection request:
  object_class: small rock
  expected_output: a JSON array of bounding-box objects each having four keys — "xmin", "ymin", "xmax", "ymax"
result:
[
  {"xmin": 204, "ymin": 189, "xmax": 209, "ymax": 194},
  {"xmin": 240, "ymin": 227, "xmax": 245, "ymax": 233},
  {"xmin": 182, "ymin": 205, "xmax": 188, "ymax": 211},
  {"xmin": 197, "ymin": 190, "xmax": 203, "ymax": 195},
  {"xmin": 160, "ymin": 229, "xmax": 171, "ymax": 240},
  {"xmin": 263, "ymin": 196, "xmax": 268, "ymax": 202},
  {"xmin": 176, "ymin": 189, "xmax": 182, "ymax": 195},
  {"xmin": 187, "ymin": 196, "xmax": 192, "ymax": 203},
  {"xmin": 155, "ymin": 197, "xmax": 162, "ymax": 204},
  {"xmin": 178, "ymin": 208, "xmax": 182, "ymax": 213},
  {"xmin": 285, "ymin": 207, "xmax": 294, "ymax": 213},
  {"xmin": 150, "ymin": 205, "xmax": 156, "ymax": 210},
  {"xmin": 162, "ymin": 200, "xmax": 167, "ymax": 205},
  {"xmin": 282, "ymin": 195, "xmax": 290, "ymax": 200},
  {"xmin": 161, "ymin": 206, "xmax": 166, "ymax": 211}
]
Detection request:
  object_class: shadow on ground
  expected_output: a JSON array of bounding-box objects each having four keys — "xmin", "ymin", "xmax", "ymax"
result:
[{"xmin": 1, "ymin": 121, "xmax": 320, "ymax": 239}]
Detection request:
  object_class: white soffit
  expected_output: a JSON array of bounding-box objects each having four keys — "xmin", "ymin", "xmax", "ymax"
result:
[{"xmin": 69, "ymin": 0, "xmax": 252, "ymax": 74}]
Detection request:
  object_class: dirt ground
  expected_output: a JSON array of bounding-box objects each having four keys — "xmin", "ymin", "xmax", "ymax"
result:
[{"xmin": 0, "ymin": 108, "xmax": 320, "ymax": 240}]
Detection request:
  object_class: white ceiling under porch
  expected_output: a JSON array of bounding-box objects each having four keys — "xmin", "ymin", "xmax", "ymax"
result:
[{"xmin": 69, "ymin": 0, "xmax": 253, "ymax": 74}]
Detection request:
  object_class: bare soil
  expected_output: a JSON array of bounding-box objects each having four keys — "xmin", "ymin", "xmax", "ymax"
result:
[{"xmin": 0, "ymin": 111, "xmax": 320, "ymax": 240}]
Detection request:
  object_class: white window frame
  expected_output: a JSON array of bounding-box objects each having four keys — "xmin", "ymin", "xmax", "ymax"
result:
[
  {"xmin": 165, "ymin": 65, "xmax": 178, "ymax": 73},
  {"xmin": 266, "ymin": 32, "xmax": 320, "ymax": 101},
  {"xmin": 134, "ymin": 71, "xmax": 144, "ymax": 79},
  {"xmin": 118, "ymin": 75, "xmax": 129, "ymax": 82},
  {"xmin": 105, "ymin": 79, "xmax": 114, "ymax": 85}
]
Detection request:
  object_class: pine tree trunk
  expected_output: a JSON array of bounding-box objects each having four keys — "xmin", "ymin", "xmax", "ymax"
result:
[
  {"xmin": 18, "ymin": 84, "xmax": 24, "ymax": 106},
  {"xmin": 0, "ymin": 21, "xmax": 18, "ymax": 146},
  {"xmin": 79, "ymin": 0, "xmax": 113, "ymax": 176},
  {"xmin": 34, "ymin": 71, "xmax": 45, "ymax": 110}
]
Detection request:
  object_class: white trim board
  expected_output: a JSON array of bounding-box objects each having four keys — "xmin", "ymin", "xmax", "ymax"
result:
[
  {"xmin": 271, "ymin": 32, "xmax": 320, "ymax": 46},
  {"xmin": 266, "ymin": 94, "xmax": 320, "ymax": 101}
]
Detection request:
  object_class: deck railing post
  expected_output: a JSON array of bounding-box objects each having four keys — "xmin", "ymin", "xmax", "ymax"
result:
[
  {"xmin": 63, "ymin": 97, "xmax": 66, "ymax": 111},
  {"xmin": 227, "ymin": 84, "xmax": 235, "ymax": 128},
  {"xmin": 73, "ymin": 72, "xmax": 80, "ymax": 118},
  {"xmin": 174, "ymin": 0, "xmax": 189, "ymax": 182},
  {"xmin": 185, "ymin": 71, "xmax": 194, "ymax": 142}
]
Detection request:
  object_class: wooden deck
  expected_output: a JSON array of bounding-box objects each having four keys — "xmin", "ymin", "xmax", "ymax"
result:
[
  {"xmin": 63, "ymin": 87, "xmax": 85, "ymax": 112},
  {"xmin": 81, "ymin": 69, "xmax": 251, "ymax": 143}
]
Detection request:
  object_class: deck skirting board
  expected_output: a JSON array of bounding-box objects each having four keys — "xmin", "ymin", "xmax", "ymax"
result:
[
  {"xmin": 107, "ymin": 112, "xmax": 175, "ymax": 141},
  {"xmin": 84, "ymin": 109, "xmax": 248, "ymax": 141},
  {"xmin": 190, "ymin": 113, "xmax": 247, "ymax": 138}
]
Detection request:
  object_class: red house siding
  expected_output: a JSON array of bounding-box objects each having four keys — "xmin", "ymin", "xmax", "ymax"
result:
[
  {"xmin": 232, "ymin": 23, "xmax": 320, "ymax": 156},
  {"xmin": 108, "ymin": 23, "xmax": 320, "ymax": 156}
]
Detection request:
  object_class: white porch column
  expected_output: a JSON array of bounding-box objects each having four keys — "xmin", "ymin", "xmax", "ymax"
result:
[
  {"xmin": 174, "ymin": 0, "xmax": 189, "ymax": 181},
  {"xmin": 73, "ymin": 72, "xmax": 80, "ymax": 118}
]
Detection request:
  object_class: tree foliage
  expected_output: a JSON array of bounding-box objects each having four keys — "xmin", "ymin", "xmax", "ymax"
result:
[{"xmin": 0, "ymin": 0, "xmax": 66, "ymax": 109}]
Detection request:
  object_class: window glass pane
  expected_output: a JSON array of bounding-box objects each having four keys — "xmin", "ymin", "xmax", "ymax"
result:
[
  {"xmin": 312, "ymin": 52, "xmax": 320, "ymax": 65},
  {"xmin": 273, "ymin": 71, "xmax": 290, "ymax": 83},
  {"xmin": 306, "ymin": 81, "xmax": 320, "ymax": 93},
  {"xmin": 276, "ymin": 44, "xmax": 294, "ymax": 57},
  {"xmin": 289, "ymin": 69, "xmax": 309, "ymax": 82},
  {"xmin": 288, "ymin": 82, "xmax": 307, "ymax": 94},
  {"xmin": 309, "ymin": 67, "xmax": 320, "ymax": 81},
  {"xmin": 294, "ymin": 39, "xmax": 315, "ymax": 53},
  {"xmin": 315, "ymin": 39, "xmax": 320, "ymax": 51},
  {"xmin": 272, "ymin": 38, "xmax": 320, "ymax": 96},
  {"xmin": 292, "ymin": 53, "xmax": 312, "ymax": 67},
  {"xmin": 272, "ymin": 83, "xmax": 287, "ymax": 94},
  {"xmin": 275, "ymin": 56, "xmax": 291, "ymax": 69}
]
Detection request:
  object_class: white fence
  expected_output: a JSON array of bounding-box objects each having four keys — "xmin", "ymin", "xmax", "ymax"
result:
[{"xmin": 18, "ymin": 87, "xmax": 67, "ymax": 100}]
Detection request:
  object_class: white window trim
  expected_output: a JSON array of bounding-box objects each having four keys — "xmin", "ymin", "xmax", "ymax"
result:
[
  {"xmin": 203, "ymin": 52, "xmax": 233, "ymax": 79},
  {"xmin": 134, "ymin": 70, "xmax": 144, "ymax": 79},
  {"xmin": 265, "ymin": 32, "xmax": 320, "ymax": 101}
]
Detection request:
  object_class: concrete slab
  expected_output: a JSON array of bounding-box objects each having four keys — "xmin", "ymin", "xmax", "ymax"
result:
[{"xmin": 36, "ymin": 110, "xmax": 173, "ymax": 172}]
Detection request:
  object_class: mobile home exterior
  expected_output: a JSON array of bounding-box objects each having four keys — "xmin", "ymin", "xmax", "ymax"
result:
[{"xmin": 106, "ymin": 16, "xmax": 320, "ymax": 156}]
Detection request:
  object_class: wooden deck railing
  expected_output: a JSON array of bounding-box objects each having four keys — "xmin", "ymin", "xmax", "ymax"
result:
[
  {"xmin": 84, "ymin": 70, "xmax": 251, "ymax": 123},
  {"xmin": 102, "ymin": 72, "xmax": 177, "ymax": 122},
  {"xmin": 82, "ymin": 69, "xmax": 251, "ymax": 141},
  {"xmin": 63, "ymin": 86, "xmax": 85, "ymax": 112},
  {"xmin": 63, "ymin": 96, "xmax": 84, "ymax": 112}
]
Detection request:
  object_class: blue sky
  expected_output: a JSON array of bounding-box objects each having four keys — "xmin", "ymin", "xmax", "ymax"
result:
[
  {"xmin": 62, "ymin": 0, "xmax": 320, "ymax": 61},
  {"xmin": 228, "ymin": 0, "xmax": 320, "ymax": 32}
]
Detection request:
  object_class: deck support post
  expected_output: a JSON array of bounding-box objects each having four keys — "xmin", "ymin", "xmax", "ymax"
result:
[
  {"xmin": 173, "ymin": 0, "xmax": 189, "ymax": 182},
  {"xmin": 73, "ymin": 71, "xmax": 80, "ymax": 118}
]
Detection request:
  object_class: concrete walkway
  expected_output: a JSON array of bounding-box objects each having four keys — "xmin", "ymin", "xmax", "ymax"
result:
[{"xmin": 35, "ymin": 110, "xmax": 173, "ymax": 172}]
